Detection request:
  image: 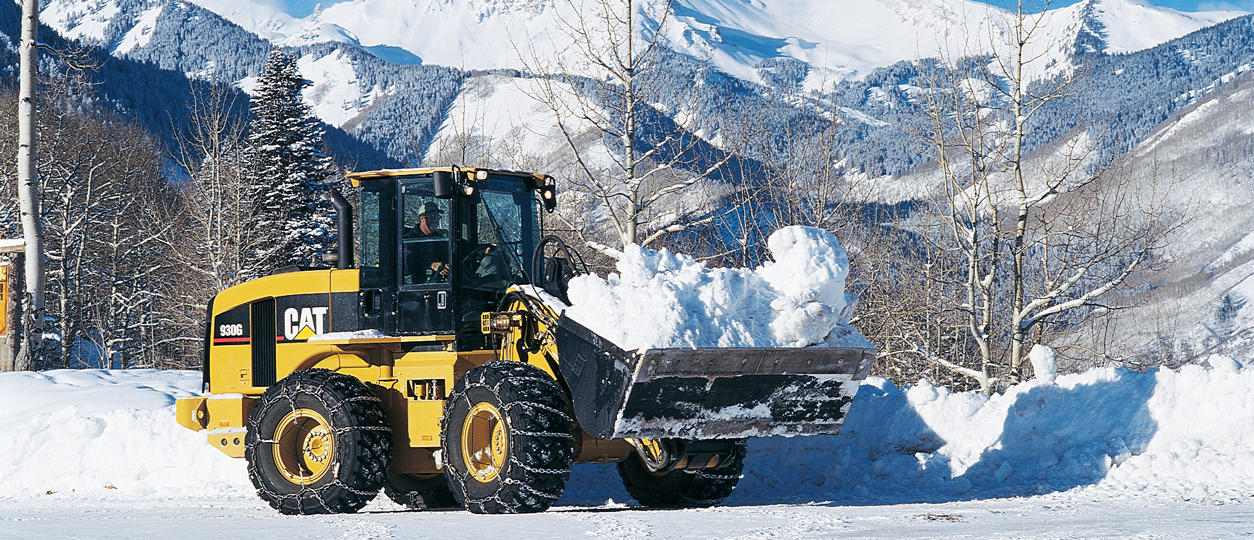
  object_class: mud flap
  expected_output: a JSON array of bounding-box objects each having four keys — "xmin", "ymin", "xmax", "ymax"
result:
[{"xmin": 554, "ymin": 315, "xmax": 876, "ymax": 440}]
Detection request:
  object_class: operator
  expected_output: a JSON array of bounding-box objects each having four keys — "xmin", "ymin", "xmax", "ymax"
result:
[{"xmin": 407, "ymin": 202, "xmax": 450, "ymax": 283}]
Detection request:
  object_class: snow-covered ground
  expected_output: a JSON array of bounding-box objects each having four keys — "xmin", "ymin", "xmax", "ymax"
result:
[
  {"xmin": 5, "ymin": 496, "xmax": 1250, "ymax": 538},
  {"xmin": 2, "ymin": 355, "xmax": 1252, "ymax": 537}
]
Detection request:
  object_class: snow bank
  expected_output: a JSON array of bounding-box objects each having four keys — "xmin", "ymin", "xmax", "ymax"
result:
[
  {"xmin": 564, "ymin": 226, "xmax": 866, "ymax": 350},
  {"xmin": 732, "ymin": 355, "xmax": 1254, "ymax": 505},
  {"xmin": 0, "ymin": 370, "xmax": 248, "ymax": 500}
]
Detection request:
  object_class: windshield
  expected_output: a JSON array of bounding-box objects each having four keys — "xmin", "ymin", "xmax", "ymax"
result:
[
  {"xmin": 459, "ymin": 185, "xmax": 539, "ymax": 286},
  {"xmin": 456, "ymin": 176, "xmax": 541, "ymax": 340},
  {"xmin": 479, "ymin": 190, "xmax": 530, "ymax": 281},
  {"xmin": 358, "ymin": 186, "xmax": 396, "ymax": 290}
]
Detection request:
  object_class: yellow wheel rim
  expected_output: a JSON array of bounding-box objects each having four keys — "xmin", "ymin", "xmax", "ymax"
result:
[
  {"xmin": 461, "ymin": 402, "xmax": 508, "ymax": 483},
  {"xmin": 272, "ymin": 408, "xmax": 335, "ymax": 485},
  {"xmin": 628, "ymin": 438, "xmax": 671, "ymax": 472}
]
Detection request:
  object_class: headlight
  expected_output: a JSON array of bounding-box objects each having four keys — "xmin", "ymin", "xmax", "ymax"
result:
[{"xmin": 480, "ymin": 312, "xmax": 523, "ymax": 334}]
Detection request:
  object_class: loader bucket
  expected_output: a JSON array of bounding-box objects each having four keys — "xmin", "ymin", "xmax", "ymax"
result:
[{"xmin": 554, "ymin": 315, "xmax": 876, "ymax": 440}]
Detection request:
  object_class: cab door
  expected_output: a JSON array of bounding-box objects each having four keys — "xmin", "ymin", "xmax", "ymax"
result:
[
  {"xmin": 397, "ymin": 180, "xmax": 454, "ymax": 335},
  {"xmin": 358, "ymin": 182, "xmax": 398, "ymax": 334}
]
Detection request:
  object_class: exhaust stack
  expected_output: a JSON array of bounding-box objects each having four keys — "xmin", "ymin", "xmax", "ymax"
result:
[{"xmin": 329, "ymin": 189, "xmax": 353, "ymax": 269}]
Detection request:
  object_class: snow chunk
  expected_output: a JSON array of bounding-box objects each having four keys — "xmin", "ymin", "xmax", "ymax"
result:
[
  {"xmin": 759, "ymin": 226, "xmax": 851, "ymax": 347},
  {"xmin": 564, "ymin": 226, "xmax": 866, "ymax": 350},
  {"xmin": 1205, "ymin": 354, "xmax": 1240, "ymax": 373},
  {"xmin": 1030, "ymin": 344, "xmax": 1058, "ymax": 384}
]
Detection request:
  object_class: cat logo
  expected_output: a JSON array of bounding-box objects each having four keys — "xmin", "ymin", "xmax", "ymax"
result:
[{"xmin": 283, "ymin": 306, "xmax": 328, "ymax": 341}]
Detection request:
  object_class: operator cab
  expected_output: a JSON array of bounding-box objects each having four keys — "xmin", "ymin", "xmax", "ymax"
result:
[{"xmin": 348, "ymin": 167, "xmax": 555, "ymax": 347}]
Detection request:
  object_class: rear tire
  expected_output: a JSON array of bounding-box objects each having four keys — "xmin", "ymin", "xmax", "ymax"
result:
[
  {"xmin": 384, "ymin": 472, "xmax": 459, "ymax": 510},
  {"xmin": 244, "ymin": 369, "xmax": 391, "ymax": 515},
  {"xmin": 441, "ymin": 361, "xmax": 577, "ymax": 514},
  {"xmin": 617, "ymin": 442, "xmax": 746, "ymax": 508}
]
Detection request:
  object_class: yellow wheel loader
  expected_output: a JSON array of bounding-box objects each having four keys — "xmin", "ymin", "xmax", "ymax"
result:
[{"xmin": 174, "ymin": 167, "xmax": 875, "ymax": 514}]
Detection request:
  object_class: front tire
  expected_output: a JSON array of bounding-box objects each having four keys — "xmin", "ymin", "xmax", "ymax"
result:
[
  {"xmin": 441, "ymin": 361, "xmax": 577, "ymax": 514},
  {"xmin": 244, "ymin": 369, "xmax": 391, "ymax": 515},
  {"xmin": 618, "ymin": 442, "xmax": 746, "ymax": 508}
]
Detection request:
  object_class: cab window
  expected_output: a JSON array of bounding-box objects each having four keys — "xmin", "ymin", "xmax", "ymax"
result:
[
  {"xmin": 401, "ymin": 184, "xmax": 450, "ymax": 285},
  {"xmin": 358, "ymin": 186, "xmax": 396, "ymax": 290}
]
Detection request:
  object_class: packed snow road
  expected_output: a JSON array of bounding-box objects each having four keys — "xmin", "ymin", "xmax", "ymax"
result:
[
  {"xmin": 4, "ymin": 495, "xmax": 1251, "ymax": 539},
  {"xmin": 2, "ymin": 361, "xmax": 1252, "ymax": 538}
]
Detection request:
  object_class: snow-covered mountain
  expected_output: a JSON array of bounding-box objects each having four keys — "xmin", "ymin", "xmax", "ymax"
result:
[
  {"xmin": 1067, "ymin": 72, "xmax": 1254, "ymax": 361},
  {"xmin": 1079, "ymin": 0, "xmax": 1241, "ymax": 54},
  {"xmin": 125, "ymin": 0, "xmax": 1243, "ymax": 91},
  {"xmin": 33, "ymin": 0, "xmax": 1250, "ymax": 144},
  {"xmin": 42, "ymin": 0, "xmax": 1246, "ymax": 91}
]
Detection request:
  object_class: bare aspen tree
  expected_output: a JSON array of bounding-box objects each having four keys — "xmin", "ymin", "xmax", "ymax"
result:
[
  {"xmin": 913, "ymin": 1, "xmax": 1167, "ymax": 391},
  {"xmin": 168, "ymin": 84, "xmax": 261, "ymax": 292},
  {"xmin": 915, "ymin": 52, "xmax": 1009, "ymax": 392},
  {"xmin": 87, "ymin": 129, "xmax": 168, "ymax": 369},
  {"xmin": 23, "ymin": 90, "xmax": 168, "ymax": 369},
  {"xmin": 158, "ymin": 85, "xmax": 263, "ymax": 366},
  {"xmin": 517, "ymin": 0, "xmax": 748, "ymax": 253},
  {"xmin": 0, "ymin": 64, "xmax": 176, "ymax": 370},
  {"xmin": 14, "ymin": 0, "xmax": 43, "ymax": 370}
]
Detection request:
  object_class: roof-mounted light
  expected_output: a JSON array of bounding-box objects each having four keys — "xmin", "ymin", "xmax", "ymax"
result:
[{"xmin": 540, "ymin": 176, "xmax": 557, "ymax": 212}]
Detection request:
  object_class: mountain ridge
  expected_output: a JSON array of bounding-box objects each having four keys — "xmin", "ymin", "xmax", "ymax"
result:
[{"xmin": 150, "ymin": 0, "xmax": 1248, "ymax": 90}]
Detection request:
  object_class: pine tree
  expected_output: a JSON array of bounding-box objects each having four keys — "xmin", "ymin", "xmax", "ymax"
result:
[
  {"xmin": 245, "ymin": 50, "xmax": 337, "ymax": 271},
  {"xmin": 1215, "ymin": 293, "xmax": 1242, "ymax": 341}
]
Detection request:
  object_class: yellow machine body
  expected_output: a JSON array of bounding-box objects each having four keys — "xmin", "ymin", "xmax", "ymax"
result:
[
  {"xmin": 175, "ymin": 167, "xmax": 630, "ymax": 471},
  {"xmin": 176, "ymin": 266, "xmax": 509, "ymax": 471},
  {"xmin": 0, "ymin": 262, "xmax": 9, "ymax": 334}
]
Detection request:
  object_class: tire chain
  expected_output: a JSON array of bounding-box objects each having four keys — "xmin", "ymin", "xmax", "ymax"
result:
[
  {"xmin": 246, "ymin": 369, "xmax": 391, "ymax": 515},
  {"xmin": 443, "ymin": 361, "xmax": 576, "ymax": 514}
]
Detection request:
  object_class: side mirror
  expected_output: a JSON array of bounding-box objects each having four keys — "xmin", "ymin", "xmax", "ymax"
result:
[{"xmin": 433, "ymin": 170, "xmax": 456, "ymax": 199}]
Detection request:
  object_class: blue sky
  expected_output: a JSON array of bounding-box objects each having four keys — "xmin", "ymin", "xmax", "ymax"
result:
[{"xmin": 973, "ymin": 0, "xmax": 1254, "ymax": 11}]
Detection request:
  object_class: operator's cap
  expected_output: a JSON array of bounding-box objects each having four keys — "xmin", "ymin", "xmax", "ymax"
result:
[{"xmin": 418, "ymin": 202, "xmax": 444, "ymax": 216}]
